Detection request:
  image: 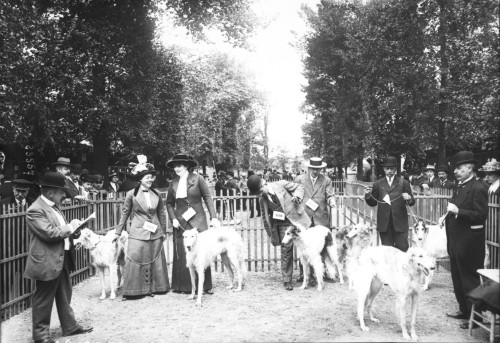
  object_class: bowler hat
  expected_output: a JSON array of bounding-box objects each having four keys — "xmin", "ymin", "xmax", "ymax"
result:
[
  {"xmin": 52, "ymin": 157, "xmax": 72, "ymax": 167},
  {"xmin": 109, "ymin": 171, "xmax": 118, "ymax": 178},
  {"xmin": 70, "ymin": 163, "xmax": 83, "ymax": 173},
  {"xmin": 382, "ymin": 156, "xmax": 398, "ymax": 168},
  {"xmin": 247, "ymin": 175, "xmax": 262, "ymax": 195},
  {"xmin": 436, "ymin": 165, "xmax": 449, "ymax": 173},
  {"xmin": 306, "ymin": 157, "xmax": 327, "ymax": 169},
  {"xmin": 38, "ymin": 172, "xmax": 71, "ymax": 196},
  {"xmin": 12, "ymin": 179, "xmax": 33, "ymax": 190},
  {"xmin": 81, "ymin": 173, "xmax": 96, "ymax": 183},
  {"xmin": 451, "ymin": 151, "xmax": 478, "ymax": 168},
  {"xmin": 165, "ymin": 154, "xmax": 197, "ymax": 169},
  {"xmin": 93, "ymin": 174, "xmax": 104, "ymax": 182}
]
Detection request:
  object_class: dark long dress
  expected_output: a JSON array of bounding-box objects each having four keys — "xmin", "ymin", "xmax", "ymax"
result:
[{"xmin": 166, "ymin": 173, "xmax": 218, "ymax": 292}]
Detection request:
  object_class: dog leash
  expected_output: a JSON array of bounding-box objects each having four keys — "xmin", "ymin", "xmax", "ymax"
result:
[
  {"xmin": 174, "ymin": 224, "xmax": 188, "ymax": 260},
  {"xmin": 124, "ymin": 243, "xmax": 165, "ymax": 266}
]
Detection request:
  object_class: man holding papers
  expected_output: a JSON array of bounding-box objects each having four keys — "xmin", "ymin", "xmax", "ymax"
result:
[{"xmin": 364, "ymin": 156, "xmax": 415, "ymax": 252}]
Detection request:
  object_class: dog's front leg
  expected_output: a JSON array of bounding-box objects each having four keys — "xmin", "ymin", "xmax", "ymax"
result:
[
  {"xmin": 98, "ymin": 268, "xmax": 106, "ymax": 300},
  {"xmin": 397, "ymin": 296, "xmax": 411, "ymax": 341},
  {"xmin": 300, "ymin": 257, "xmax": 309, "ymax": 290},
  {"xmin": 187, "ymin": 266, "xmax": 197, "ymax": 300},
  {"xmin": 109, "ymin": 265, "xmax": 117, "ymax": 300},
  {"xmin": 409, "ymin": 293, "xmax": 420, "ymax": 341},
  {"xmin": 196, "ymin": 268, "xmax": 205, "ymax": 307},
  {"xmin": 311, "ymin": 257, "xmax": 324, "ymax": 291}
]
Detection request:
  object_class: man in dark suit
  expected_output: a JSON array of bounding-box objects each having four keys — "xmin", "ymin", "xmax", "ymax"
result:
[
  {"xmin": 247, "ymin": 175, "xmax": 311, "ymax": 291},
  {"xmin": 215, "ymin": 171, "xmax": 229, "ymax": 219},
  {"xmin": 419, "ymin": 164, "xmax": 437, "ymax": 191},
  {"xmin": 0, "ymin": 179, "xmax": 35, "ymax": 211},
  {"xmin": 444, "ymin": 151, "xmax": 488, "ymax": 329},
  {"xmin": 434, "ymin": 165, "xmax": 456, "ymax": 190},
  {"xmin": 24, "ymin": 172, "xmax": 92, "ymax": 343},
  {"xmin": 365, "ymin": 156, "xmax": 415, "ymax": 252}
]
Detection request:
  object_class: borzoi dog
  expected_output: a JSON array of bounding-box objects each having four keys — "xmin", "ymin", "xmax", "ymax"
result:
[
  {"xmin": 183, "ymin": 227, "xmax": 245, "ymax": 306},
  {"xmin": 282, "ymin": 225, "xmax": 344, "ymax": 291},
  {"xmin": 336, "ymin": 223, "xmax": 374, "ymax": 289},
  {"xmin": 76, "ymin": 228, "xmax": 128, "ymax": 300},
  {"xmin": 353, "ymin": 246, "xmax": 434, "ymax": 341}
]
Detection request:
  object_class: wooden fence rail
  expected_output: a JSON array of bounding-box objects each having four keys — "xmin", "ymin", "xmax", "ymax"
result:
[{"xmin": 1, "ymin": 181, "xmax": 498, "ymax": 321}]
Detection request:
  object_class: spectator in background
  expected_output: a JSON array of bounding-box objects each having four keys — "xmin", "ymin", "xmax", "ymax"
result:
[
  {"xmin": 410, "ymin": 167, "xmax": 425, "ymax": 186},
  {"xmin": 107, "ymin": 170, "xmax": 120, "ymax": 198},
  {"xmin": 80, "ymin": 173, "xmax": 97, "ymax": 200},
  {"xmin": 0, "ymin": 179, "xmax": 35, "ymax": 212},
  {"xmin": 480, "ymin": 159, "xmax": 500, "ymax": 195},
  {"xmin": 247, "ymin": 170, "xmax": 260, "ymax": 218},
  {"xmin": 53, "ymin": 157, "xmax": 84, "ymax": 202},
  {"xmin": 419, "ymin": 164, "xmax": 436, "ymax": 193},
  {"xmin": 92, "ymin": 174, "xmax": 108, "ymax": 200},
  {"xmin": 435, "ymin": 165, "xmax": 456, "ymax": 190},
  {"xmin": 69, "ymin": 164, "xmax": 83, "ymax": 193},
  {"xmin": 215, "ymin": 171, "xmax": 229, "ymax": 219}
]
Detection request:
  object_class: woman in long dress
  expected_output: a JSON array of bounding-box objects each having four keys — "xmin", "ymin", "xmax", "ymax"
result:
[
  {"xmin": 114, "ymin": 156, "xmax": 170, "ymax": 299},
  {"xmin": 165, "ymin": 153, "xmax": 220, "ymax": 293}
]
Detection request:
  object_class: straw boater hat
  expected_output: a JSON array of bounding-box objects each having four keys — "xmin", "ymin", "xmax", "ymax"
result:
[
  {"xmin": 451, "ymin": 151, "xmax": 478, "ymax": 168},
  {"xmin": 38, "ymin": 172, "xmax": 72, "ymax": 197},
  {"xmin": 423, "ymin": 164, "xmax": 435, "ymax": 171},
  {"xmin": 52, "ymin": 157, "xmax": 72, "ymax": 167},
  {"xmin": 129, "ymin": 155, "xmax": 158, "ymax": 181},
  {"xmin": 479, "ymin": 159, "xmax": 500, "ymax": 174},
  {"xmin": 382, "ymin": 156, "xmax": 398, "ymax": 167},
  {"xmin": 306, "ymin": 157, "xmax": 327, "ymax": 168},
  {"xmin": 165, "ymin": 153, "xmax": 198, "ymax": 169}
]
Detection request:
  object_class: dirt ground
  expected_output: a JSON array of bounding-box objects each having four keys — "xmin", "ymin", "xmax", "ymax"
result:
[{"xmin": 0, "ymin": 267, "xmax": 492, "ymax": 343}]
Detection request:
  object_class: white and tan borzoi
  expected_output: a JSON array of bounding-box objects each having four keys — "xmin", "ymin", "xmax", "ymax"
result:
[
  {"xmin": 75, "ymin": 228, "xmax": 128, "ymax": 300},
  {"xmin": 183, "ymin": 227, "xmax": 245, "ymax": 306},
  {"xmin": 353, "ymin": 245, "xmax": 434, "ymax": 341},
  {"xmin": 336, "ymin": 223, "xmax": 374, "ymax": 290},
  {"xmin": 282, "ymin": 225, "xmax": 344, "ymax": 291}
]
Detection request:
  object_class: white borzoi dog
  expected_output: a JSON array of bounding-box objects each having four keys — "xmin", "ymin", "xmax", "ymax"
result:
[
  {"xmin": 336, "ymin": 223, "xmax": 374, "ymax": 289},
  {"xmin": 76, "ymin": 228, "xmax": 128, "ymax": 300},
  {"xmin": 282, "ymin": 225, "xmax": 344, "ymax": 291},
  {"xmin": 183, "ymin": 227, "xmax": 245, "ymax": 306},
  {"xmin": 353, "ymin": 246, "xmax": 434, "ymax": 341}
]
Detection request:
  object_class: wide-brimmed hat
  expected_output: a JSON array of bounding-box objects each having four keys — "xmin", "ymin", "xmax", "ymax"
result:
[
  {"xmin": 165, "ymin": 154, "xmax": 198, "ymax": 169},
  {"xmin": 129, "ymin": 154, "xmax": 158, "ymax": 181},
  {"xmin": 306, "ymin": 157, "xmax": 327, "ymax": 169},
  {"xmin": 382, "ymin": 156, "xmax": 398, "ymax": 168},
  {"xmin": 423, "ymin": 164, "xmax": 435, "ymax": 171},
  {"xmin": 247, "ymin": 175, "xmax": 262, "ymax": 195},
  {"xmin": 70, "ymin": 163, "xmax": 83, "ymax": 173},
  {"xmin": 12, "ymin": 179, "xmax": 33, "ymax": 190},
  {"xmin": 52, "ymin": 157, "xmax": 71, "ymax": 167},
  {"xmin": 451, "ymin": 151, "xmax": 478, "ymax": 168},
  {"xmin": 436, "ymin": 165, "xmax": 450, "ymax": 173},
  {"xmin": 38, "ymin": 171, "xmax": 71, "ymax": 196},
  {"xmin": 479, "ymin": 159, "xmax": 500, "ymax": 173}
]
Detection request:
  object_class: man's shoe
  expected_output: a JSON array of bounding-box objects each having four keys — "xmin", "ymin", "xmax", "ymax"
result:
[
  {"xmin": 446, "ymin": 311, "xmax": 469, "ymax": 320},
  {"xmin": 296, "ymin": 276, "xmax": 304, "ymax": 283},
  {"xmin": 284, "ymin": 282, "xmax": 293, "ymax": 291},
  {"xmin": 64, "ymin": 325, "xmax": 93, "ymax": 336},
  {"xmin": 460, "ymin": 322, "xmax": 479, "ymax": 329},
  {"xmin": 34, "ymin": 338, "xmax": 55, "ymax": 343}
]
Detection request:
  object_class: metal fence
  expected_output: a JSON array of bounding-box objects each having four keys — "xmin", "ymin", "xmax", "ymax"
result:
[{"xmin": 1, "ymin": 181, "xmax": 498, "ymax": 320}]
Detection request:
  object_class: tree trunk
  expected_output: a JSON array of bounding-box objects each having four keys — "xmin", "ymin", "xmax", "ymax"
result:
[
  {"xmin": 437, "ymin": 0, "xmax": 449, "ymax": 165},
  {"xmin": 356, "ymin": 156, "xmax": 364, "ymax": 181},
  {"xmin": 92, "ymin": 122, "xmax": 110, "ymax": 185}
]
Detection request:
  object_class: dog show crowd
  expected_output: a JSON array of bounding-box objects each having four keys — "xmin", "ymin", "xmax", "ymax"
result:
[{"xmin": 0, "ymin": 150, "xmax": 499, "ymax": 343}]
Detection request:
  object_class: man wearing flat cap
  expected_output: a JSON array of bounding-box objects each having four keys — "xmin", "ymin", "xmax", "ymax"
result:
[
  {"xmin": 0, "ymin": 179, "xmax": 35, "ymax": 211},
  {"xmin": 247, "ymin": 174, "xmax": 311, "ymax": 291},
  {"xmin": 365, "ymin": 156, "xmax": 415, "ymax": 252},
  {"xmin": 25, "ymin": 172, "xmax": 92, "ymax": 342},
  {"xmin": 444, "ymin": 151, "xmax": 488, "ymax": 329}
]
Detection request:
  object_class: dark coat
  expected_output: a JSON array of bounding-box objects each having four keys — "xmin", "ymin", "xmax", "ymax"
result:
[
  {"xmin": 65, "ymin": 178, "xmax": 80, "ymax": 199},
  {"xmin": 0, "ymin": 196, "xmax": 35, "ymax": 213},
  {"xmin": 215, "ymin": 179, "xmax": 228, "ymax": 196},
  {"xmin": 432, "ymin": 178, "xmax": 456, "ymax": 190},
  {"xmin": 365, "ymin": 176, "xmax": 415, "ymax": 233},
  {"xmin": 24, "ymin": 197, "xmax": 78, "ymax": 281}
]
